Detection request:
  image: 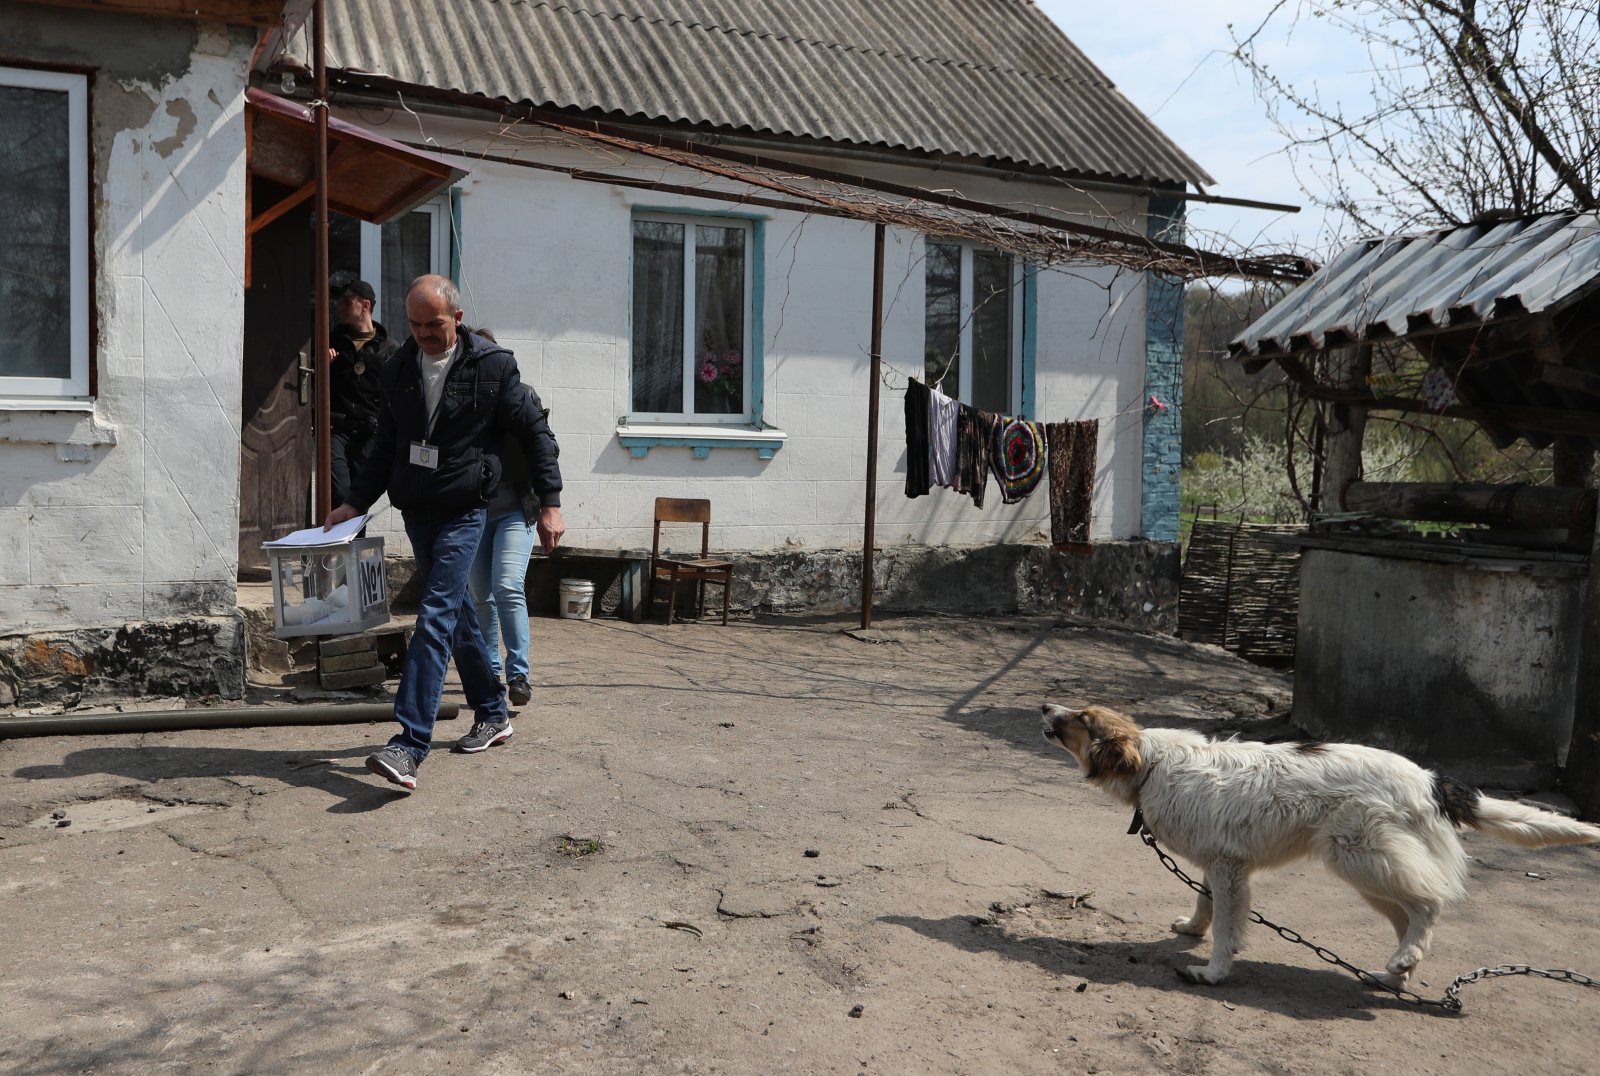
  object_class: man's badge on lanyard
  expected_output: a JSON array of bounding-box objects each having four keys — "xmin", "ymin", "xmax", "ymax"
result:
[{"xmin": 409, "ymin": 441, "xmax": 438, "ymax": 469}]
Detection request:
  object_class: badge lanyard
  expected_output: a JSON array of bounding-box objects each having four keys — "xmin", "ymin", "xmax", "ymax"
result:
[{"xmin": 410, "ymin": 352, "xmax": 453, "ymax": 470}]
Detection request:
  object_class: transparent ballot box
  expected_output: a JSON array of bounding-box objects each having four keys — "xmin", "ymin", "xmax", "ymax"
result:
[{"xmin": 262, "ymin": 518, "xmax": 389, "ymax": 638}]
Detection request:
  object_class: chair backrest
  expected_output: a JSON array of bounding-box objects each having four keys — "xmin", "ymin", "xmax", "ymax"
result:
[{"xmin": 652, "ymin": 497, "xmax": 712, "ymax": 559}]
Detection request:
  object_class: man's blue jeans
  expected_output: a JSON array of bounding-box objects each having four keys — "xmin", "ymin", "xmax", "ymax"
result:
[
  {"xmin": 390, "ymin": 507, "xmax": 507, "ymax": 763},
  {"xmin": 468, "ymin": 509, "xmax": 537, "ymax": 683}
]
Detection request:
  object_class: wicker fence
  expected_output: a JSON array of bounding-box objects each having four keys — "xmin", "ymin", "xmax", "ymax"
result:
[{"xmin": 1178, "ymin": 520, "xmax": 1302, "ymax": 667}]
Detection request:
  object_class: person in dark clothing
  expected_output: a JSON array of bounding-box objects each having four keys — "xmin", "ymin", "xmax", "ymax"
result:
[
  {"xmin": 324, "ymin": 275, "xmax": 564, "ymax": 791},
  {"xmin": 327, "ymin": 271, "xmax": 400, "ymax": 507}
]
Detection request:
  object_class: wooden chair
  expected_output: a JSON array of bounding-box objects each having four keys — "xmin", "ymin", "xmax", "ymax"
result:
[{"xmin": 650, "ymin": 497, "xmax": 733, "ymax": 624}]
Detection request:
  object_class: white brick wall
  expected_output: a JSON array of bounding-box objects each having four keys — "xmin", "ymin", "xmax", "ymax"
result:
[
  {"xmin": 406, "ymin": 149, "xmax": 1152, "ymax": 557},
  {"xmin": 318, "ymin": 118, "xmax": 1155, "ymax": 568}
]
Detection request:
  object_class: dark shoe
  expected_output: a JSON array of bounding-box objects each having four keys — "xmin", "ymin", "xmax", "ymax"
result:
[
  {"xmin": 507, "ymin": 675, "xmax": 532, "ymax": 707},
  {"xmin": 455, "ymin": 720, "xmax": 513, "ymax": 753},
  {"xmin": 366, "ymin": 744, "xmax": 418, "ymax": 790}
]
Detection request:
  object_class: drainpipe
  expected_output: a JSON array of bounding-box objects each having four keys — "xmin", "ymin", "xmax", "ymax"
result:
[
  {"xmin": 0, "ymin": 703, "xmax": 457, "ymax": 740},
  {"xmin": 313, "ymin": 0, "xmax": 332, "ymax": 521}
]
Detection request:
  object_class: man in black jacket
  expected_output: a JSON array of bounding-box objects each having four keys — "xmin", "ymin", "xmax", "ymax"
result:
[
  {"xmin": 325, "ymin": 274, "xmax": 564, "ymax": 791},
  {"xmin": 327, "ymin": 271, "xmax": 399, "ymax": 507}
]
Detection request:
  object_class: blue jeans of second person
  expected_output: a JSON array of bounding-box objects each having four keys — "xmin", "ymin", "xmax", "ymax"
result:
[
  {"xmin": 468, "ymin": 509, "xmax": 536, "ymax": 683},
  {"xmin": 390, "ymin": 507, "xmax": 507, "ymax": 763}
]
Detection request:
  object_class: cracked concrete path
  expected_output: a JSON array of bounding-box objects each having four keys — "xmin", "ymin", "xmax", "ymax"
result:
[{"xmin": 2, "ymin": 613, "xmax": 1598, "ymax": 1073}]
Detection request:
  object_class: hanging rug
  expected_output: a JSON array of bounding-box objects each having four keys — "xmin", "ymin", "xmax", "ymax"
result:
[{"xmin": 991, "ymin": 417, "xmax": 1046, "ymax": 504}]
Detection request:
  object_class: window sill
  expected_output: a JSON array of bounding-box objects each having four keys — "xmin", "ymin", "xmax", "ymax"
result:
[
  {"xmin": 616, "ymin": 421, "xmax": 787, "ymax": 460},
  {"xmin": 0, "ymin": 405, "xmax": 117, "ymax": 450}
]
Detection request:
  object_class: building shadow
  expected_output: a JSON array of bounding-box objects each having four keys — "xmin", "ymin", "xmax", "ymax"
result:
[{"xmin": 13, "ymin": 743, "xmax": 418, "ymax": 814}]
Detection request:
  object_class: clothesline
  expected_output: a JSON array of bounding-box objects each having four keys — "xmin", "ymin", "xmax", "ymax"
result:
[
  {"xmin": 904, "ymin": 377, "xmax": 1098, "ymax": 546},
  {"xmin": 873, "ymin": 352, "xmax": 1163, "ymax": 435}
]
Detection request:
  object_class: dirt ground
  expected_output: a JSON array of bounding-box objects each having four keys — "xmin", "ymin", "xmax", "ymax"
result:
[{"xmin": 2, "ymin": 612, "xmax": 1598, "ymax": 1074}]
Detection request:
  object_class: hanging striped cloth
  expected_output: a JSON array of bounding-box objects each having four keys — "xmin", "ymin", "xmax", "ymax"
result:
[{"xmin": 989, "ymin": 416, "xmax": 1047, "ymax": 504}]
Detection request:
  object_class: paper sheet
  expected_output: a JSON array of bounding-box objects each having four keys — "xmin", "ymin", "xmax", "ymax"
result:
[{"xmin": 262, "ymin": 514, "xmax": 371, "ymax": 549}]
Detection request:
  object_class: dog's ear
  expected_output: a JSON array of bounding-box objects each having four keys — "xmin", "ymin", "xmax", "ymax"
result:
[{"xmin": 1082, "ymin": 705, "xmax": 1142, "ymax": 780}]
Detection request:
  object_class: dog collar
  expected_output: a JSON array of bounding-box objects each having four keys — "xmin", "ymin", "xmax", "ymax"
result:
[{"xmin": 1127, "ymin": 807, "xmax": 1145, "ymax": 835}]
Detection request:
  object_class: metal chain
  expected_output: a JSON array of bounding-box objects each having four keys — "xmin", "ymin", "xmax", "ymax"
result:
[{"xmin": 1136, "ymin": 827, "xmax": 1600, "ymax": 1013}]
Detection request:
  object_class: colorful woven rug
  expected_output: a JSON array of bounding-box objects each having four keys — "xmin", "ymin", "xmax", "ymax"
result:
[{"xmin": 990, "ymin": 416, "xmax": 1046, "ymax": 504}]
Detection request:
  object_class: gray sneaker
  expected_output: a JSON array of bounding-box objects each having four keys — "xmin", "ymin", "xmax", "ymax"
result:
[
  {"xmin": 366, "ymin": 744, "xmax": 418, "ymax": 790},
  {"xmin": 455, "ymin": 720, "xmax": 513, "ymax": 753},
  {"xmin": 507, "ymin": 675, "xmax": 532, "ymax": 707}
]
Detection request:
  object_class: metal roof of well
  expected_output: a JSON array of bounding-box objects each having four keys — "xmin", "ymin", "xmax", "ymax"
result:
[
  {"xmin": 295, "ymin": 0, "xmax": 1211, "ymax": 187},
  {"xmin": 1230, "ymin": 212, "xmax": 1600, "ymax": 450},
  {"xmin": 1230, "ymin": 212, "xmax": 1600, "ymax": 361}
]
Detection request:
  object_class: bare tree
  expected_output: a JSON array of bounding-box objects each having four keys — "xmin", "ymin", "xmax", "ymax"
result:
[{"xmin": 1233, "ymin": 0, "xmax": 1600, "ymax": 239}]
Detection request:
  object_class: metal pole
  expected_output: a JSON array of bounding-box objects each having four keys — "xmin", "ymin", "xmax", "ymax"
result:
[
  {"xmin": 861, "ymin": 223, "xmax": 885, "ymax": 629},
  {"xmin": 312, "ymin": 0, "xmax": 332, "ymax": 521}
]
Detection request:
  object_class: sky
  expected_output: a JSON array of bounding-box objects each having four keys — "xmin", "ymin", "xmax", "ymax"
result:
[{"xmin": 1035, "ymin": 1, "xmax": 1371, "ymax": 259}]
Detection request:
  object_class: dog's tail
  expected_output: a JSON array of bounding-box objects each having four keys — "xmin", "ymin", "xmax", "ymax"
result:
[{"xmin": 1441, "ymin": 775, "xmax": 1600, "ymax": 847}]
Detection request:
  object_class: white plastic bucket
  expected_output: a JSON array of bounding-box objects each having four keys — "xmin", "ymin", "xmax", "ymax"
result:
[{"xmin": 559, "ymin": 578, "xmax": 595, "ymax": 620}]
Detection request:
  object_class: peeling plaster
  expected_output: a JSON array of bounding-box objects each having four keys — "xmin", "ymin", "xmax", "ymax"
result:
[{"xmin": 152, "ymin": 99, "xmax": 197, "ymax": 159}]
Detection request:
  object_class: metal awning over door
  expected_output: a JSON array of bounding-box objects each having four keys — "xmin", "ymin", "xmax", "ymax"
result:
[{"xmin": 244, "ymin": 86, "xmax": 468, "ymax": 280}]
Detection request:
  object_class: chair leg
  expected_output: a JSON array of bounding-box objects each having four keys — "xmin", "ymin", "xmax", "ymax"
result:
[
  {"xmin": 720, "ymin": 575, "xmax": 730, "ymax": 625},
  {"xmin": 696, "ymin": 579, "xmax": 707, "ymax": 621},
  {"xmin": 666, "ymin": 570, "xmax": 679, "ymax": 624}
]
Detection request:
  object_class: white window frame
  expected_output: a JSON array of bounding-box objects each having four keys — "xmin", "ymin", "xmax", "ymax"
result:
[
  {"xmin": 1, "ymin": 66, "xmax": 90, "ymax": 404},
  {"xmin": 630, "ymin": 212, "xmax": 755, "ymax": 425},
  {"xmin": 928, "ymin": 241, "xmax": 1024, "ymax": 413},
  {"xmin": 358, "ymin": 195, "xmax": 453, "ymax": 327}
]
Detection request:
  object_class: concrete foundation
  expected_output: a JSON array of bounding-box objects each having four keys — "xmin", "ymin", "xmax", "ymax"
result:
[
  {"xmin": 389, "ymin": 541, "xmax": 1181, "ymax": 631},
  {"xmin": 0, "ymin": 617, "xmax": 245, "ymax": 712},
  {"xmin": 1293, "ymin": 547, "xmax": 1585, "ymax": 786}
]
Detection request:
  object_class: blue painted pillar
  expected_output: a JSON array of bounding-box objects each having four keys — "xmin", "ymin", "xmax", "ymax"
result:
[{"xmin": 1141, "ymin": 195, "xmax": 1185, "ymax": 542}]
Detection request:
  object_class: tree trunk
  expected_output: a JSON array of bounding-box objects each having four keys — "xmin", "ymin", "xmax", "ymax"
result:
[{"xmin": 1321, "ymin": 346, "xmax": 1370, "ymax": 511}]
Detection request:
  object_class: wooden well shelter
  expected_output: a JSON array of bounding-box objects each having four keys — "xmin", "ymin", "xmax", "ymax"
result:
[{"xmin": 1231, "ymin": 211, "xmax": 1600, "ymax": 816}]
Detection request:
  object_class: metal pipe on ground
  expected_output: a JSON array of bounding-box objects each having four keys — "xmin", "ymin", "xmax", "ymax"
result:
[{"xmin": 0, "ymin": 703, "xmax": 457, "ymax": 740}]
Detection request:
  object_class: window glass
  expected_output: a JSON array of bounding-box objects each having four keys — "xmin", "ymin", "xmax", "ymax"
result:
[
  {"xmin": 971, "ymin": 249, "xmax": 1013, "ymax": 413},
  {"xmin": 381, "ymin": 210, "xmax": 436, "ymax": 322},
  {"xmin": 0, "ymin": 78, "xmax": 78, "ymax": 389},
  {"xmin": 632, "ymin": 220, "xmax": 686, "ymax": 413},
  {"xmin": 631, "ymin": 215, "xmax": 752, "ymax": 419},
  {"xmin": 924, "ymin": 241, "xmax": 961, "ymax": 397},
  {"xmin": 692, "ymin": 224, "xmax": 745, "ymax": 415},
  {"xmin": 924, "ymin": 240, "xmax": 1015, "ymax": 413}
]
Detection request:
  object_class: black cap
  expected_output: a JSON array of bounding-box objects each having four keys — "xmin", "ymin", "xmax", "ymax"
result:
[{"xmin": 329, "ymin": 270, "xmax": 375, "ymax": 302}]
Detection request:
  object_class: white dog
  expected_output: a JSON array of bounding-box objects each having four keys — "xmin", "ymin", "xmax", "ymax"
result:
[{"xmin": 1042, "ymin": 703, "xmax": 1600, "ymax": 989}]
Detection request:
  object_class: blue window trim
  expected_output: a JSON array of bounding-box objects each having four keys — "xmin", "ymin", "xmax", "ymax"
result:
[
  {"xmin": 616, "ymin": 422, "xmax": 787, "ymax": 460},
  {"xmin": 621, "ymin": 205, "xmax": 774, "ymax": 458},
  {"xmin": 1020, "ymin": 260, "xmax": 1038, "ymax": 420}
]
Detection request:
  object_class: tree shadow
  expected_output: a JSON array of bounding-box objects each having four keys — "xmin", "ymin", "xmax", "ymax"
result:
[
  {"xmin": 880, "ymin": 913, "xmax": 1460, "ymax": 1022},
  {"xmin": 12, "ymin": 743, "xmax": 419, "ymax": 814}
]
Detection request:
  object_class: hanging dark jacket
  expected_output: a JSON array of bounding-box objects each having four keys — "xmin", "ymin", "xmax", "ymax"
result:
[{"xmin": 346, "ymin": 330, "xmax": 561, "ymax": 521}]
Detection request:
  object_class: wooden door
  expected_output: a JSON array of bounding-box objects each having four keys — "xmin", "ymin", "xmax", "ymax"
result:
[{"xmin": 239, "ymin": 188, "xmax": 313, "ymax": 577}]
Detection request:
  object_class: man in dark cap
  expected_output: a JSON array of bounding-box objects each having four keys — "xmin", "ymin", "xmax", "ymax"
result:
[{"xmin": 327, "ymin": 270, "xmax": 399, "ymax": 506}]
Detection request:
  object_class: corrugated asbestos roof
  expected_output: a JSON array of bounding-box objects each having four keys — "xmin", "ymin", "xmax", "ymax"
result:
[
  {"xmin": 1230, "ymin": 212, "xmax": 1600, "ymax": 450},
  {"xmin": 294, "ymin": 0, "xmax": 1211, "ymax": 186},
  {"xmin": 1231, "ymin": 212, "xmax": 1600, "ymax": 361}
]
